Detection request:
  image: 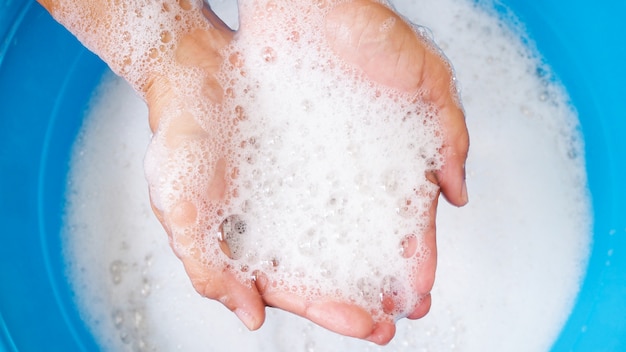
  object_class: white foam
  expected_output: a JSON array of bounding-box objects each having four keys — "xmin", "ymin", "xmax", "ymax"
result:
[
  {"xmin": 139, "ymin": 0, "xmax": 447, "ymax": 319},
  {"xmin": 64, "ymin": 0, "xmax": 591, "ymax": 351}
]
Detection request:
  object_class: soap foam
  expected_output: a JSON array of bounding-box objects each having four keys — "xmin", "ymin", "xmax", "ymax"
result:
[
  {"xmin": 63, "ymin": 0, "xmax": 591, "ymax": 351},
  {"xmin": 139, "ymin": 0, "xmax": 447, "ymax": 320}
]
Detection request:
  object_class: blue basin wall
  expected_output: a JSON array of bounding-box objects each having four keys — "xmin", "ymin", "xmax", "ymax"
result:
[{"xmin": 0, "ymin": 1, "xmax": 624, "ymax": 351}]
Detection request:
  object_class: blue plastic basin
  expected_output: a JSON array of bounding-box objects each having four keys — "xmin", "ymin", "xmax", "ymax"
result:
[{"xmin": 1, "ymin": 1, "xmax": 624, "ymax": 350}]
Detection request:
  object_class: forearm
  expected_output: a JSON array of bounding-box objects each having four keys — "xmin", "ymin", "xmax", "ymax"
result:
[{"xmin": 36, "ymin": 0, "xmax": 216, "ymax": 94}]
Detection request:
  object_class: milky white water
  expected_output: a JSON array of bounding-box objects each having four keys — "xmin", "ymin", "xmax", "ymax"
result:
[{"xmin": 64, "ymin": 0, "xmax": 591, "ymax": 351}]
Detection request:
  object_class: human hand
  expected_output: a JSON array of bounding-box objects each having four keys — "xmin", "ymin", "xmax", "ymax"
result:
[
  {"xmin": 214, "ymin": 0, "xmax": 469, "ymax": 344},
  {"xmin": 38, "ymin": 0, "xmax": 468, "ymax": 345}
]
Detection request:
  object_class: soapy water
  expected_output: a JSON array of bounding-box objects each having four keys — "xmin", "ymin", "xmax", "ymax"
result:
[{"xmin": 63, "ymin": 0, "xmax": 590, "ymax": 351}]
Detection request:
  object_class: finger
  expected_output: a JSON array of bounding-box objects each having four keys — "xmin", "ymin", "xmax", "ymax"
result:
[
  {"xmin": 254, "ymin": 272, "xmax": 399, "ymax": 343},
  {"xmin": 407, "ymin": 293, "xmax": 432, "ymax": 320},
  {"xmin": 171, "ymin": 219, "xmax": 267, "ymax": 331},
  {"xmin": 406, "ymin": 188, "xmax": 439, "ymax": 319},
  {"xmin": 365, "ymin": 321, "xmax": 396, "ymax": 345},
  {"xmin": 323, "ymin": 1, "xmax": 470, "ymax": 206},
  {"xmin": 435, "ymin": 103, "xmax": 469, "ymax": 207}
]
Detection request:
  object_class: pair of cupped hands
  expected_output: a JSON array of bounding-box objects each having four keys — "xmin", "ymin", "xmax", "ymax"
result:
[{"xmin": 40, "ymin": 0, "xmax": 469, "ymax": 345}]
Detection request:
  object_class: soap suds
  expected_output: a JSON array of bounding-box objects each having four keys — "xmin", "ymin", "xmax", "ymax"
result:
[{"xmin": 63, "ymin": 0, "xmax": 591, "ymax": 351}]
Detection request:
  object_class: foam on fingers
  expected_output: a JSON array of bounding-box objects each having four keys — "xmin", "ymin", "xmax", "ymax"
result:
[{"xmin": 142, "ymin": 0, "xmax": 446, "ymax": 323}]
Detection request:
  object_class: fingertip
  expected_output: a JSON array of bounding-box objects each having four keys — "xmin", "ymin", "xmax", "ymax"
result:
[
  {"xmin": 407, "ymin": 293, "xmax": 432, "ymax": 320},
  {"xmin": 307, "ymin": 301, "xmax": 375, "ymax": 339},
  {"xmin": 460, "ymin": 178, "xmax": 469, "ymax": 205},
  {"xmin": 225, "ymin": 280, "xmax": 267, "ymax": 331},
  {"xmin": 365, "ymin": 321, "xmax": 396, "ymax": 345},
  {"xmin": 437, "ymin": 162, "xmax": 468, "ymax": 207},
  {"xmin": 229, "ymin": 274, "xmax": 267, "ymax": 331},
  {"xmin": 235, "ymin": 306, "xmax": 265, "ymax": 331},
  {"xmin": 436, "ymin": 102, "xmax": 469, "ymax": 207},
  {"xmin": 187, "ymin": 265, "xmax": 266, "ymax": 332}
]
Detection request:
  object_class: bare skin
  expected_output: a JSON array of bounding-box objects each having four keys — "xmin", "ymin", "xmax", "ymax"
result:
[{"xmin": 38, "ymin": 0, "xmax": 469, "ymax": 345}]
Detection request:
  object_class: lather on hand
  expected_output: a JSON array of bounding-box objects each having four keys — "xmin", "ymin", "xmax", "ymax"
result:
[{"xmin": 38, "ymin": 0, "xmax": 468, "ymax": 345}]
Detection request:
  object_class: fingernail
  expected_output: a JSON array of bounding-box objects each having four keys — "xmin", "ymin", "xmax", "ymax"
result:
[
  {"xmin": 235, "ymin": 308, "xmax": 258, "ymax": 331},
  {"xmin": 460, "ymin": 180, "xmax": 469, "ymax": 205}
]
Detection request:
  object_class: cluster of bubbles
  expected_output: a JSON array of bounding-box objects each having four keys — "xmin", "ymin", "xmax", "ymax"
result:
[
  {"xmin": 213, "ymin": 1, "xmax": 445, "ymax": 319},
  {"xmin": 108, "ymin": 255, "xmax": 155, "ymax": 351},
  {"xmin": 63, "ymin": 0, "xmax": 450, "ymax": 320}
]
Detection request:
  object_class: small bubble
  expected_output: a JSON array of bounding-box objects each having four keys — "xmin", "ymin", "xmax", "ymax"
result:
[
  {"xmin": 225, "ymin": 87, "xmax": 235, "ymax": 99},
  {"xmin": 228, "ymin": 52, "xmax": 244, "ymax": 68},
  {"xmin": 320, "ymin": 261, "xmax": 336, "ymax": 278},
  {"xmin": 305, "ymin": 340, "xmax": 316, "ymax": 352},
  {"xmin": 288, "ymin": 30, "xmax": 300, "ymax": 42},
  {"xmin": 112, "ymin": 309, "xmax": 124, "ymax": 328},
  {"xmin": 122, "ymin": 56, "xmax": 132, "ymax": 68},
  {"xmin": 178, "ymin": 0, "xmax": 193, "ymax": 11},
  {"xmin": 235, "ymin": 105, "xmax": 247, "ymax": 121},
  {"xmin": 244, "ymin": 250, "xmax": 259, "ymax": 263},
  {"xmin": 248, "ymin": 136, "xmax": 259, "ymax": 148},
  {"xmin": 357, "ymin": 277, "xmax": 377, "ymax": 301},
  {"xmin": 138, "ymin": 338, "xmax": 149, "ymax": 351},
  {"xmin": 400, "ymin": 234, "xmax": 418, "ymax": 258},
  {"xmin": 262, "ymin": 256, "xmax": 280, "ymax": 270},
  {"xmin": 380, "ymin": 276, "xmax": 407, "ymax": 316},
  {"xmin": 336, "ymin": 231, "xmax": 350, "ymax": 244},
  {"xmin": 231, "ymin": 166, "xmax": 240, "ymax": 180},
  {"xmin": 382, "ymin": 170, "xmax": 400, "ymax": 194},
  {"xmin": 314, "ymin": 0, "xmax": 328, "ymax": 9},
  {"xmin": 536, "ymin": 66, "xmax": 548, "ymax": 78},
  {"xmin": 301, "ymin": 99, "xmax": 314, "ymax": 112},
  {"xmin": 538, "ymin": 91, "xmax": 549, "ymax": 102},
  {"xmin": 346, "ymin": 143, "xmax": 360, "ymax": 156},
  {"xmin": 262, "ymin": 47, "xmax": 277, "ymax": 63},
  {"xmin": 141, "ymin": 278, "xmax": 152, "ymax": 297},
  {"xmin": 265, "ymin": 0, "xmax": 278, "ymax": 12},
  {"xmin": 298, "ymin": 240, "xmax": 315, "ymax": 256},
  {"xmin": 160, "ymin": 30, "xmax": 172, "ymax": 43},
  {"xmin": 120, "ymin": 331, "xmax": 131, "ymax": 344},
  {"xmin": 241, "ymin": 199, "xmax": 251, "ymax": 213},
  {"xmin": 218, "ymin": 214, "xmax": 247, "ymax": 259},
  {"xmin": 134, "ymin": 309, "xmax": 144, "ymax": 328},
  {"xmin": 426, "ymin": 157, "xmax": 439, "ymax": 169},
  {"xmin": 396, "ymin": 197, "xmax": 416, "ymax": 218},
  {"xmin": 320, "ymin": 239, "xmax": 333, "ymax": 254},
  {"xmin": 109, "ymin": 260, "xmax": 125, "ymax": 285},
  {"xmin": 567, "ymin": 147, "xmax": 579, "ymax": 159}
]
